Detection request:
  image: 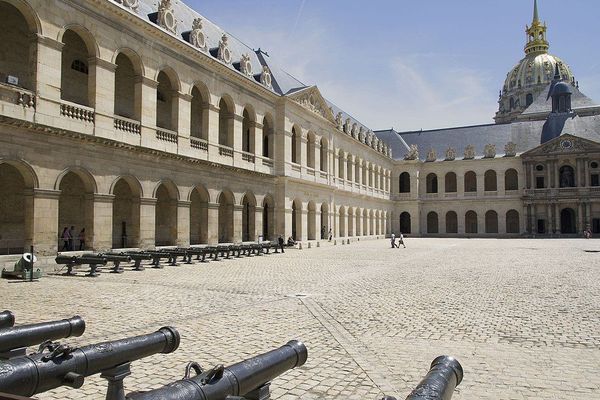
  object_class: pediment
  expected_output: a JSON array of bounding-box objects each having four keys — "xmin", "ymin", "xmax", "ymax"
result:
[
  {"xmin": 287, "ymin": 86, "xmax": 335, "ymax": 123},
  {"xmin": 522, "ymin": 134, "xmax": 600, "ymax": 157}
]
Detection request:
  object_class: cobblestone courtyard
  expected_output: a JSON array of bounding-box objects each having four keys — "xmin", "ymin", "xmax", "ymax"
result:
[{"xmin": 2, "ymin": 238, "xmax": 599, "ymax": 399}]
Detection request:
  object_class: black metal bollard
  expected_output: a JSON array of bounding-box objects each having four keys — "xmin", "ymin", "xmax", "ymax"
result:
[{"xmin": 405, "ymin": 356, "xmax": 463, "ymax": 400}]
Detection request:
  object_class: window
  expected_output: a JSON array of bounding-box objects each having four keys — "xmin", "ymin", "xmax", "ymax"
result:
[
  {"xmin": 591, "ymin": 174, "xmax": 599, "ymax": 187},
  {"xmin": 536, "ymin": 176, "xmax": 545, "ymax": 189},
  {"xmin": 526, "ymin": 93, "xmax": 534, "ymax": 106},
  {"xmin": 157, "ymin": 91, "xmax": 166, "ymax": 102},
  {"xmin": 71, "ymin": 59, "xmax": 88, "ymax": 74}
]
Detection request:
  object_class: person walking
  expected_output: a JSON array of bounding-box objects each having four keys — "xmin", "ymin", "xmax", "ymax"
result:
[
  {"xmin": 78, "ymin": 228, "xmax": 86, "ymax": 250},
  {"xmin": 60, "ymin": 227, "xmax": 70, "ymax": 251},
  {"xmin": 390, "ymin": 232, "xmax": 397, "ymax": 248},
  {"xmin": 68, "ymin": 226, "xmax": 75, "ymax": 251},
  {"xmin": 398, "ymin": 232, "xmax": 406, "ymax": 248},
  {"xmin": 278, "ymin": 235, "xmax": 285, "ymax": 253},
  {"xmin": 328, "ymin": 228, "xmax": 333, "ymax": 242}
]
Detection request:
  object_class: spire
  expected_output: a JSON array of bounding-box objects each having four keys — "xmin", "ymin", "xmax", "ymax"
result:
[{"xmin": 524, "ymin": 0, "xmax": 548, "ymax": 56}]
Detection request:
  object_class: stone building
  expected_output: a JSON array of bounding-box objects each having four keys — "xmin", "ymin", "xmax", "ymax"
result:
[{"xmin": 0, "ymin": 0, "xmax": 599, "ymax": 259}]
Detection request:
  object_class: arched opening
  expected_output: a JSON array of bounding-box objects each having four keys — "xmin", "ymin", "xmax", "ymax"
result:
[
  {"xmin": 155, "ymin": 183, "xmax": 177, "ymax": 246},
  {"xmin": 0, "ymin": 2, "xmax": 37, "ymax": 91},
  {"xmin": 262, "ymin": 196, "xmax": 275, "ymax": 240},
  {"xmin": 347, "ymin": 208, "xmax": 354, "ymax": 237},
  {"xmin": 218, "ymin": 191, "xmax": 234, "ymax": 243},
  {"xmin": 291, "ymin": 127, "xmax": 299, "ymax": 164},
  {"xmin": 320, "ymin": 203, "xmax": 329, "ymax": 239},
  {"xmin": 485, "ymin": 210, "xmax": 498, "ymax": 233},
  {"xmin": 319, "ymin": 138, "xmax": 328, "ymax": 172},
  {"xmin": 426, "ymin": 173, "xmax": 438, "ymax": 193},
  {"xmin": 505, "ymin": 169, "xmax": 519, "ymax": 190},
  {"xmin": 338, "ymin": 151, "xmax": 345, "ymax": 179},
  {"xmin": 156, "ymin": 70, "xmax": 178, "ymax": 131},
  {"xmin": 510, "ymin": 97, "xmax": 515, "ymax": 110},
  {"xmin": 375, "ymin": 211, "xmax": 381, "ymax": 235},
  {"xmin": 307, "ymin": 133, "xmax": 316, "ymax": 169},
  {"xmin": 484, "ymin": 170, "xmax": 497, "ymax": 191},
  {"xmin": 262, "ymin": 115, "xmax": 274, "ymax": 158},
  {"xmin": 363, "ymin": 209, "xmax": 369, "ymax": 235},
  {"xmin": 465, "ymin": 210, "xmax": 478, "ymax": 234},
  {"xmin": 338, "ymin": 206, "xmax": 346, "ymax": 237},
  {"xmin": 0, "ymin": 163, "xmax": 33, "ymax": 254},
  {"xmin": 427, "ymin": 212, "xmax": 439, "ymax": 234},
  {"xmin": 526, "ymin": 93, "xmax": 534, "ymax": 107},
  {"xmin": 362, "ymin": 161, "xmax": 368, "ymax": 186},
  {"xmin": 399, "ymin": 172, "xmax": 411, "ymax": 193},
  {"xmin": 112, "ymin": 178, "xmax": 140, "ymax": 248},
  {"xmin": 58, "ymin": 171, "xmax": 94, "ymax": 251},
  {"xmin": 355, "ymin": 160, "xmax": 361, "ymax": 183},
  {"xmin": 559, "ymin": 165, "xmax": 576, "ymax": 188},
  {"xmin": 114, "ymin": 52, "xmax": 140, "ymax": 120},
  {"xmin": 190, "ymin": 186, "xmax": 209, "ymax": 244},
  {"xmin": 241, "ymin": 193, "xmax": 256, "ymax": 241},
  {"xmin": 506, "ymin": 210, "xmax": 520, "ymax": 234},
  {"xmin": 445, "ymin": 172, "xmax": 457, "ymax": 193},
  {"xmin": 445, "ymin": 211, "xmax": 458, "ymax": 234},
  {"xmin": 369, "ymin": 210, "xmax": 374, "ymax": 235},
  {"xmin": 464, "ymin": 171, "xmax": 477, "ymax": 193},
  {"xmin": 218, "ymin": 97, "xmax": 234, "ymax": 147},
  {"xmin": 400, "ymin": 212, "xmax": 411, "ymax": 234},
  {"xmin": 291, "ymin": 199, "xmax": 302, "ymax": 241},
  {"xmin": 307, "ymin": 201, "xmax": 316, "ymax": 240},
  {"xmin": 61, "ymin": 29, "xmax": 93, "ymax": 106},
  {"xmin": 190, "ymin": 85, "xmax": 208, "ymax": 140},
  {"xmin": 346, "ymin": 156, "xmax": 353, "ymax": 182},
  {"xmin": 560, "ymin": 208, "xmax": 576, "ymax": 234},
  {"xmin": 242, "ymin": 108, "xmax": 254, "ymax": 154}
]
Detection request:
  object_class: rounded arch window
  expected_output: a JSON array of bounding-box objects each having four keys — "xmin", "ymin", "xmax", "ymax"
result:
[
  {"xmin": 591, "ymin": 162, "xmax": 599, "ymax": 169},
  {"xmin": 535, "ymin": 164, "xmax": 544, "ymax": 171}
]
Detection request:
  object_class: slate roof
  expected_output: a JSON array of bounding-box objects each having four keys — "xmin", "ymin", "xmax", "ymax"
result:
[{"xmin": 520, "ymin": 82, "xmax": 600, "ymax": 118}]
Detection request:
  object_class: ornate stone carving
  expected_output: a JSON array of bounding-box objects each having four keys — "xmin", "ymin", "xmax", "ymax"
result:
[
  {"xmin": 117, "ymin": 0, "xmax": 139, "ymax": 11},
  {"xmin": 260, "ymin": 66, "xmax": 272, "ymax": 89},
  {"xmin": 404, "ymin": 144, "xmax": 419, "ymax": 160},
  {"xmin": 388, "ymin": 147, "xmax": 393, "ymax": 158},
  {"xmin": 288, "ymin": 87, "xmax": 334, "ymax": 122},
  {"xmin": 464, "ymin": 145, "xmax": 476, "ymax": 160},
  {"xmin": 189, "ymin": 18, "xmax": 206, "ymax": 50},
  {"xmin": 358, "ymin": 127, "xmax": 364, "ymax": 142},
  {"xmin": 371, "ymin": 137, "xmax": 378, "ymax": 149},
  {"xmin": 335, "ymin": 112, "xmax": 343, "ymax": 130},
  {"xmin": 240, "ymin": 53, "xmax": 253, "ymax": 77},
  {"xmin": 343, "ymin": 119, "xmax": 351, "ymax": 134},
  {"xmin": 504, "ymin": 141, "xmax": 517, "ymax": 157},
  {"xmin": 218, "ymin": 34, "xmax": 232, "ymax": 64},
  {"xmin": 365, "ymin": 132, "xmax": 372, "ymax": 146},
  {"xmin": 445, "ymin": 147, "xmax": 456, "ymax": 161},
  {"xmin": 426, "ymin": 148, "xmax": 437, "ymax": 162},
  {"xmin": 351, "ymin": 123, "xmax": 357, "ymax": 139},
  {"xmin": 158, "ymin": 0, "xmax": 177, "ymax": 34},
  {"xmin": 484, "ymin": 144, "xmax": 496, "ymax": 158}
]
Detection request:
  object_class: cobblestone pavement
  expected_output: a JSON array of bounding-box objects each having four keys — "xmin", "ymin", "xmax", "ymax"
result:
[{"xmin": 2, "ymin": 238, "xmax": 599, "ymax": 399}]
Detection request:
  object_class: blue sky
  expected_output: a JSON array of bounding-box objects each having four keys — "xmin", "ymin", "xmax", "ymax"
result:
[{"xmin": 186, "ymin": 1, "xmax": 600, "ymax": 131}]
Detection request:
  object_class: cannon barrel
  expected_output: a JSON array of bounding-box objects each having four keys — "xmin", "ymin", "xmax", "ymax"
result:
[
  {"xmin": 127, "ymin": 340, "xmax": 308, "ymax": 400},
  {"xmin": 0, "ymin": 310, "xmax": 15, "ymax": 329},
  {"xmin": 0, "ymin": 316, "xmax": 85, "ymax": 353},
  {"xmin": 405, "ymin": 356, "xmax": 463, "ymax": 400},
  {"xmin": 0, "ymin": 326, "xmax": 180, "ymax": 397}
]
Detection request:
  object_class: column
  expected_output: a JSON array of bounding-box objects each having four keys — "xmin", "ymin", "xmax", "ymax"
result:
[
  {"xmin": 584, "ymin": 160, "xmax": 590, "ymax": 187},
  {"xmin": 524, "ymin": 204, "xmax": 531, "ymax": 234},
  {"xmin": 232, "ymin": 113, "xmax": 244, "ymax": 163},
  {"xmin": 177, "ymin": 200, "xmax": 191, "ymax": 247},
  {"xmin": 207, "ymin": 104, "xmax": 220, "ymax": 147},
  {"xmin": 314, "ymin": 139, "xmax": 321, "ymax": 172},
  {"xmin": 176, "ymin": 92, "xmax": 193, "ymax": 139},
  {"xmin": 476, "ymin": 173, "xmax": 484, "ymax": 197},
  {"xmin": 284, "ymin": 207, "xmax": 293, "ymax": 239},
  {"xmin": 300, "ymin": 209, "xmax": 308, "ymax": 241},
  {"xmin": 333, "ymin": 211, "xmax": 339, "ymax": 238},
  {"xmin": 530, "ymin": 162, "xmax": 536, "ymax": 189},
  {"xmin": 578, "ymin": 203, "xmax": 584, "ymax": 233},
  {"xmin": 300, "ymin": 133, "xmax": 308, "ymax": 169},
  {"xmin": 35, "ymin": 36, "xmax": 63, "ymax": 114},
  {"xmin": 139, "ymin": 198, "xmax": 157, "ymax": 249},
  {"xmin": 254, "ymin": 121, "xmax": 264, "ymax": 157},
  {"xmin": 254, "ymin": 207, "xmax": 263, "ymax": 241},
  {"xmin": 138, "ymin": 76, "xmax": 159, "ymax": 148},
  {"xmin": 233, "ymin": 204, "xmax": 243, "ymax": 243},
  {"xmin": 549, "ymin": 160, "xmax": 556, "ymax": 188},
  {"xmin": 31, "ymin": 189, "xmax": 60, "ymax": 255},
  {"xmin": 498, "ymin": 170, "xmax": 506, "ymax": 196},
  {"xmin": 206, "ymin": 202, "xmax": 220, "ymax": 244},
  {"xmin": 546, "ymin": 203, "xmax": 552, "ymax": 234},
  {"xmin": 91, "ymin": 194, "xmax": 114, "ymax": 251},
  {"xmin": 89, "ymin": 58, "xmax": 117, "ymax": 138},
  {"xmin": 554, "ymin": 161, "xmax": 560, "ymax": 188}
]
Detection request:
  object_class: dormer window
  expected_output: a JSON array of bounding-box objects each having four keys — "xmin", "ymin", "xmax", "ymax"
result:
[{"xmin": 71, "ymin": 59, "xmax": 88, "ymax": 74}]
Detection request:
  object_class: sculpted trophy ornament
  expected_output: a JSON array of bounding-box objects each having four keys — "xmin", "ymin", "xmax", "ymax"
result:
[
  {"xmin": 343, "ymin": 119, "xmax": 351, "ymax": 134},
  {"xmin": 464, "ymin": 144, "xmax": 476, "ymax": 160},
  {"xmin": 404, "ymin": 144, "xmax": 419, "ymax": 160},
  {"xmin": 426, "ymin": 148, "xmax": 437, "ymax": 162},
  {"xmin": 504, "ymin": 141, "xmax": 517, "ymax": 157},
  {"xmin": 117, "ymin": 0, "xmax": 139, "ymax": 11},
  {"xmin": 484, "ymin": 144, "xmax": 496, "ymax": 158},
  {"xmin": 260, "ymin": 66, "xmax": 272, "ymax": 89},
  {"xmin": 218, "ymin": 34, "xmax": 232, "ymax": 64},
  {"xmin": 335, "ymin": 113, "xmax": 343, "ymax": 130},
  {"xmin": 189, "ymin": 18, "xmax": 206, "ymax": 50},
  {"xmin": 240, "ymin": 53, "xmax": 253, "ymax": 77},
  {"xmin": 358, "ymin": 127, "xmax": 364, "ymax": 142},
  {"xmin": 158, "ymin": 0, "xmax": 177, "ymax": 34},
  {"xmin": 351, "ymin": 123, "xmax": 357, "ymax": 139},
  {"xmin": 445, "ymin": 147, "xmax": 456, "ymax": 161}
]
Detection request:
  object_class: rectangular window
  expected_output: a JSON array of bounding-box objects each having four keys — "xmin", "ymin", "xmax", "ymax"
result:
[
  {"xmin": 537, "ymin": 219, "xmax": 546, "ymax": 234},
  {"xmin": 536, "ymin": 176, "xmax": 545, "ymax": 189},
  {"xmin": 591, "ymin": 174, "xmax": 599, "ymax": 187}
]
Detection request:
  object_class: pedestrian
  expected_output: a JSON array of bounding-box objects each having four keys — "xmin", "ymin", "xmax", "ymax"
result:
[
  {"xmin": 278, "ymin": 235, "xmax": 285, "ymax": 253},
  {"xmin": 390, "ymin": 232, "xmax": 397, "ymax": 248},
  {"xmin": 68, "ymin": 225, "xmax": 75, "ymax": 251},
  {"xmin": 398, "ymin": 232, "xmax": 406, "ymax": 248},
  {"xmin": 60, "ymin": 227, "xmax": 70, "ymax": 251},
  {"xmin": 78, "ymin": 228, "xmax": 86, "ymax": 250},
  {"xmin": 328, "ymin": 228, "xmax": 332, "ymax": 241}
]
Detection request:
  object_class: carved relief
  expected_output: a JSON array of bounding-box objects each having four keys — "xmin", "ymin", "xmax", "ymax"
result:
[
  {"xmin": 260, "ymin": 66, "xmax": 272, "ymax": 89},
  {"xmin": 189, "ymin": 18, "xmax": 206, "ymax": 50},
  {"xmin": 158, "ymin": 0, "xmax": 177, "ymax": 34},
  {"xmin": 464, "ymin": 144, "xmax": 476, "ymax": 160},
  {"xmin": 343, "ymin": 119, "xmax": 351, "ymax": 134},
  {"xmin": 335, "ymin": 113, "xmax": 343, "ymax": 130},
  {"xmin": 289, "ymin": 87, "xmax": 334, "ymax": 122},
  {"xmin": 404, "ymin": 144, "xmax": 419, "ymax": 160},
  {"xmin": 218, "ymin": 34, "xmax": 232, "ymax": 64},
  {"xmin": 351, "ymin": 123, "xmax": 357, "ymax": 139},
  {"xmin": 426, "ymin": 149, "xmax": 437, "ymax": 162},
  {"xmin": 445, "ymin": 147, "xmax": 456, "ymax": 161},
  {"xmin": 484, "ymin": 144, "xmax": 496, "ymax": 158},
  {"xmin": 358, "ymin": 127, "xmax": 364, "ymax": 142},
  {"xmin": 117, "ymin": 0, "xmax": 139, "ymax": 11},
  {"xmin": 504, "ymin": 141, "xmax": 517, "ymax": 157},
  {"xmin": 240, "ymin": 53, "xmax": 253, "ymax": 77}
]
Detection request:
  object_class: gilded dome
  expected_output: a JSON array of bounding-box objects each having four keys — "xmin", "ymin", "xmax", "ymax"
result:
[{"xmin": 503, "ymin": 53, "xmax": 573, "ymax": 94}]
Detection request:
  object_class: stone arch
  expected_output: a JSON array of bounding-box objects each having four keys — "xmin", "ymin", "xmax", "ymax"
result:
[
  {"xmin": 156, "ymin": 69, "xmax": 179, "ymax": 131},
  {"xmin": 560, "ymin": 208, "xmax": 576, "ymax": 234},
  {"xmin": 426, "ymin": 173, "xmax": 438, "ymax": 193},
  {"xmin": 337, "ymin": 149, "xmax": 345, "ymax": 179},
  {"xmin": 0, "ymin": 160, "xmax": 37, "ymax": 253},
  {"xmin": 445, "ymin": 172, "xmax": 457, "ymax": 193},
  {"xmin": 291, "ymin": 125, "xmax": 301, "ymax": 164},
  {"xmin": 484, "ymin": 170, "xmax": 497, "ymax": 192},
  {"xmin": 57, "ymin": 169, "xmax": 96, "ymax": 251},
  {"xmin": 60, "ymin": 27, "xmax": 97, "ymax": 106},
  {"xmin": 241, "ymin": 191, "xmax": 257, "ymax": 241},
  {"xmin": 190, "ymin": 185, "xmax": 209, "ymax": 245},
  {"xmin": 0, "ymin": 0, "xmax": 40, "ymax": 91},
  {"xmin": 114, "ymin": 50, "xmax": 144, "ymax": 120},
  {"xmin": 400, "ymin": 212, "xmax": 411, "ymax": 234},
  {"xmin": 306, "ymin": 131, "xmax": 316, "ymax": 169},
  {"xmin": 262, "ymin": 194, "xmax": 275, "ymax": 240},
  {"xmin": 465, "ymin": 210, "xmax": 478, "ymax": 234},
  {"xmin": 218, "ymin": 189, "xmax": 235, "ymax": 243},
  {"xmin": 190, "ymin": 83, "xmax": 210, "ymax": 140},
  {"xmin": 399, "ymin": 172, "xmax": 410, "ymax": 193},
  {"xmin": 111, "ymin": 177, "xmax": 141, "ymax": 248},
  {"xmin": 559, "ymin": 165, "xmax": 576, "ymax": 188},
  {"xmin": 427, "ymin": 211, "xmax": 439, "ymax": 234},
  {"xmin": 307, "ymin": 200, "xmax": 317, "ymax": 240},
  {"xmin": 58, "ymin": 24, "xmax": 99, "ymax": 58},
  {"xmin": 505, "ymin": 169, "xmax": 519, "ymax": 191},
  {"xmin": 320, "ymin": 203, "xmax": 330, "ymax": 239},
  {"xmin": 154, "ymin": 181, "xmax": 178, "ymax": 246},
  {"xmin": 445, "ymin": 211, "xmax": 458, "ymax": 234},
  {"xmin": 464, "ymin": 171, "xmax": 477, "ymax": 193},
  {"xmin": 291, "ymin": 199, "xmax": 302, "ymax": 241},
  {"xmin": 485, "ymin": 210, "xmax": 498, "ymax": 233},
  {"xmin": 319, "ymin": 137, "xmax": 328, "ymax": 172},
  {"xmin": 262, "ymin": 113, "xmax": 274, "ymax": 159},
  {"xmin": 242, "ymin": 105, "xmax": 256, "ymax": 154},
  {"xmin": 346, "ymin": 154, "xmax": 353, "ymax": 182},
  {"xmin": 506, "ymin": 210, "xmax": 520, "ymax": 234},
  {"xmin": 112, "ymin": 47, "xmax": 145, "ymax": 76},
  {"xmin": 55, "ymin": 167, "xmax": 97, "ymax": 193},
  {"xmin": 219, "ymin": 94, "xmax": 235, "ymax": 147}
]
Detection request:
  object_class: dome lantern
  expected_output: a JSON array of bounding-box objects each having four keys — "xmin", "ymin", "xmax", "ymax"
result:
[{"xmin": 524, "ymin": 0, "xmax": 549, "ymax": 56}]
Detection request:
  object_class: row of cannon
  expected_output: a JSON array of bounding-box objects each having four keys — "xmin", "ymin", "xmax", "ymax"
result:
[
  {"xmin": 54, "ymin": 242, "xmax": 281, "ymax": 277},
  {"xmin": 0, "ymin": 311, "xmax": 463, "ymax": 400}
]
